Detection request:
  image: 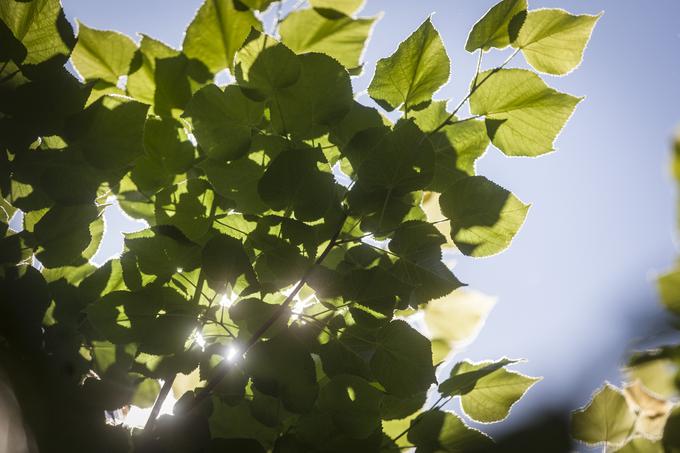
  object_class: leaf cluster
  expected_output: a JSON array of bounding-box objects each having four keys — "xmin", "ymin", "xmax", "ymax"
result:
[{"xmin": 0, "ymin": 0, "xmax": 597, "ymax": 451}]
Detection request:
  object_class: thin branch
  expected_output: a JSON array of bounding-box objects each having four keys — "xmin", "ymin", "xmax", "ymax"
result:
[
  {"xmin": 143, "ymin": 199, "xmax": 218, "ymax": 432},
  {"xmin": 186, "ymin": 211, "xmax": 349, "ymax": 411},
  {"xmin": 426, "ymin": 48, "xmax": 520, "ymax": 138}
]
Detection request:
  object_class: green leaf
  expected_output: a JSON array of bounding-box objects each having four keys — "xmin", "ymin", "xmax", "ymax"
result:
[
  {"xmin": 349, "ymin": 120, "xmax": 434, "ymax": 194},
  {"xmin": 0, "ymin": 0, "xmax": 75, "ymax": 65},
  {"xmin": 201, "ymin": 233, "xmax": 256, "ymax": 290},
  {"xmin": 125, "ymin": 228, "xmax": 201, "ymax": 281},
  {"xmin": 126, "ymin": 35, "xmax": 177, "ymax": 104},
  {"xmin": 246, "ymin": 329, "xmax": 319, "ymax": 413},
  {"xmin": 143, "ymin": 116, "xmax": 195, "ymax": 175},
  {"xmin": 370, "ymin": 320, "xmax": 435, "ymax": 397},
  {"xmin": 239, "ymin": 0, "xmax": 277, "ymax": 11},
  {"xmin": 570, "ymin": 384, "xmax": 637, "ymax": 447},
  {"xmin": 465, "ymin": 0, "xmax": 527, "ymax": 52},
  {"xmin": 258, "ymin": 146, "xmax": 337, "ymax": 221},
  {"xmin": 33, "ymin": 204, "xmax": 99, "ymax": 267},
  {"xmin": 514, "ymin": 9, "xmax": 601, "ymax": 76},
  {"xmin": 368, "ymin": 18, "xmax": 450, "ymax": 111},
  {"xmin": 318, "ymin": 374, "xmax": 384, "ymax": 439},
  {"xmin": 268, "ymin": 52, "xmax": 353, "ymax": 139},
  {"xmin": 72, "ymin": 22, "xmax": 136, "ymax": 84},
  {"xmin": 439, "ymin": 176, "xmax": 529, "ymax": 257},
  {"xmin": 388, "ymin": 220, "xmax": 463, "ymax": 306},
  {"xmin": 131, "ymin": 378, "xmax": 160, "ymax": 408},
  {"xmin": 185, "ymin": 84, "xmax": 264, "ymax": 161},
  {"xmin": 469, "ymin": 68, "xmax": 581, "ymax": 156},
  {"xmin": 279, "ymin": 9, "xmax": 377, "ymax": 72},
  {"xmin": 234, "ymin": 31, "xmax": 301, "ymax": 100},
  {"xmin": 182, "ymin": 0, "xmax": 261, "ymax": 73},
  {"xmin": 154, "ymin": 179, "xmax": 215, "ymax": 242},
  {"xmin": 440, "ymin": 359, "xmax": 540, "ymax": 423},
  {"xmin": 412, "ymin": 101, "xmax": 490, "ymax": 191},
  {"xmin": 73, "ymin": 95, "xmax": 149, "ymax": 172},
  {"xmin": 658, "ymin": 266, "xmax": 680, "ymax": 316},
  {"xmin": 616, "ymin": 438, "xmax": 664, "ymax": 453},
  {"xmin": 309, "ymin": 0, "xmax": 365, "ymax": 16},
  {"xmin": 407, "ymin": 410, "xmax": 493, "ymax": 452},
  {"xmin": 198, "ymin": 157, "xmax": 267, "ymax": 215}
]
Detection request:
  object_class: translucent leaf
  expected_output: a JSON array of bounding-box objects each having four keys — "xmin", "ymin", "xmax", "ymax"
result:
[
  {"xmin": 370, "ymin": 320, "xmax": 435, "ymax": 397},
  {"xmin": 198, "ymin": 156, "xmax": 267, "ymax": 215},
  {"xmin": 424, "ymin": 289, "xmax": 496, "ymax": 359},
  {"xmin": 234, "ymin": 31, "xmax": 301, "ymax": 100},
  {"xmin": 571, "ymin": 384, "xmax": 637, "ymax": 447},
  {"xmin": 126, "ymin": 35, "xmax": 177, "ymax": 104},
  {"xmin": 622, "ymin": 381, "xmax": 672, "ymax": 441},
  {"xmin": 72, "ymin": 22, "xmax": 136, "ymax": 84},
  {"xmin": 440, "ymin": 359, "xmax": 540, "ymax": 423},
  {"xmin": 616, "ymin": 438, "xmax": 664, "ymax": 453},
  {"xmin": 439, "ymin": 176, "xmax": 529, "ymax": 257},
  {"xmin": 514, "ymin": 9, "xmax": 601, "ymax": 76},
  {"xmin": 182, "ymin": 0, "xmax": 261, "ymax": 73},
  {"xmin": 131, "ymin": 378, "xmax": 160, "ymax": 409},
  {"xmin": 201, "ymin": 233, "xmax": 256, "ymax": 290},
  {"xmin": 184, "ymin": 84, "xmax": 264, "ymax": 161},
  {"xmin": 0, "ymin": 0, "xmax": 74, "ymax": 65},
  {"xmin": 368, "ymin": 18, "xmax": 450, "ymax": 112},
  {"xmin": 279, "ymin": 8, "xmax": 377, "ymax": 71},
  {"xmin": 33, "ymin": 204, "xmax": 99, "ymax": 267},
  {"xmin": 412, "ymin": 101, "xmax": 490, "ymax": 191},
  {"xmin": 309, "ymin": 0, "xmax": 365, "ymax": 16},
  {"xmin": 657, "ymin": 266, "xmax": 680, "ymax": 316},
  {"xmin": 73, "ymin": 95, "xmax": 149, "ymax": 171},
  {"xmin": 470, "ymin": 69, "xmax": 581, "ymax": 156},
  {"xmin": 246, "ymin": 330, "xmax": 319, "ymax": 413},
  {"xmin": 465, "ymin": 0, "xmax": 527, "ymax": 52},
  {"xmin": 268, "ymin": 52, "xmax": 353, "ymax": 139},
  {"xmin": 407, "ymin": 410, "xmax": 493, "ymax": 451},
  {"xmin": 318, "ymin": 374, "xmax": 384, "ymax": 439},
  {"xmin": 239, "ymin": 0, "xmax": 277, "ymax": 11},
  {"xmin": 258, "ymin": 146, "xmax": 337, "ymax": 221},
  {"xmin": 143, "ymin": 116, "xmax": 195, "ymax": 175}
]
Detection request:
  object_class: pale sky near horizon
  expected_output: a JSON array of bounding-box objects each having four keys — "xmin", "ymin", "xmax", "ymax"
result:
[{"xmin": 59, "ymin": 0, "xmax": 680, "ymax": 436}]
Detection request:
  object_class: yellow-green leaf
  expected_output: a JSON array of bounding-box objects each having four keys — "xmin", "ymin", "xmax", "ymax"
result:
[
  {"xmin": 309, "ymin": 0, "xmax": 364, "ymax": 16},
  {"xmin": 439, "ymin": 176, "xmax": 529, "ymax": 257},
  {"xmin": 72, "ymin": 22, "xmax": 136, "ymax": 84},
  {"xmin": 182, "ymin": 0, "xmax": 261, "ymax": 73},
  {"xmin": 514, "ymin": 9, "xmax": 601, "ymax": 76},
  {"xmin": 368, "ymin": 18, "xmax": 449, "ymax": 112},
  {"xmin": 279, "ymin": 8, "xmax": 377, "ymax": 71},
  {"xmin": 470, "ymin": 68, "xmax": 581, "ymax": 156},
  {"xmin": 465, "ymin": 0, "xmax": 527, "ymax": 52},
  {"xmin": 571, "ymin": 384, "xmax": 637, "ymax": 447}
]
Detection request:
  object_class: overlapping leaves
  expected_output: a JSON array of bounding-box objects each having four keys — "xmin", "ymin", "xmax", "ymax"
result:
[{"xmin": 0, "ymin": 0, "xmax": 597, "ymax": 451}]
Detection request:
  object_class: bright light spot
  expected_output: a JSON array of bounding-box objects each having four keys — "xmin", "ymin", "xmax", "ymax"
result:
[
  {"xmin": 176, "ymin": 267, "xmax": 183, "ymax": 273},
  {"xmin": 187, "ymin": 132, "xmax": 197, "ymax": 146},
  {"xmin": 116, "ymin": 75, "xmax": 128, "ymax": 91},
  {"xmin": 119, "ymin": 380, "xmax": 176, "ymax": 429},
  {"xmin": 219, "ymin": 290, "xmax": 237, "ymax": 308},
  {"xmin": 195, "ymin": 333, "xmax": 206, "ymax": 350},
  {"xmin": 346, "ymin": 386, "xmax": 356, "ymax": 402},
  {"xmin": 226, "ymin": 345, "xmax": 241, "ymax": 362}
]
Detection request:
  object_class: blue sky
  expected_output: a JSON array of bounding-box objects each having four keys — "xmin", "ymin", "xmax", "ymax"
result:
[{"xmin": 61, "ymin": 0, "xmax": 680, "ymax": 434}]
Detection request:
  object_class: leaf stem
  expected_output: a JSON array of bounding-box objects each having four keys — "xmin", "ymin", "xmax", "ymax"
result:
[{"xmin": 427, "ymin": 48, "xmax": 520, "ymax": 137}]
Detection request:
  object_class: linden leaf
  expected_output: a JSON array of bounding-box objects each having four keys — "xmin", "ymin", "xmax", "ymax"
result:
[
  {"xmin": 368, "ymin": 18, "xmax": 450, "ymax": 111},
  {"xmin": 183, "ymin": 0, "xmax": 261, "ymax": 73},
  {"xmin": 514, "ymin": 9, "xmax": 601, "ymax": 76},
  {"xmin": 280, "ymin": 8, "xmax": 377, "ymax": 72},
  {"xmin": 571, "ymin": 384, "xmax": 637, "ymax": 447},
  {"xmin": 72, "ymin": 22, "xmax": 136, "ymax": 84},
  {"xmin": 439, "ymin": 176, "xmax": 529, "ymax": 257},
  {"xmin": 470, "ymin": 68, "xmax": 581, "ymax": 156},
  {"xmin": 465, "ymin": 0, "xmax": 527, "ymax": 52}
]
